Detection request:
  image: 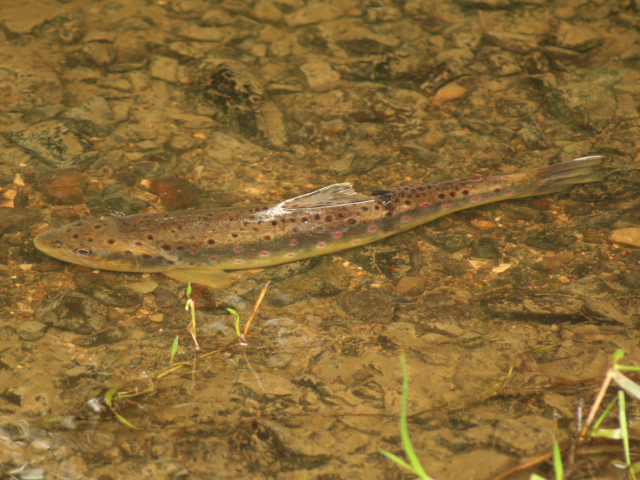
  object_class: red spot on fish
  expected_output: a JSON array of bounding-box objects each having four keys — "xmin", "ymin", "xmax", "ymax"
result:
[
  {"xmin": 390, "ymin": 266, "xmax": 397, "ymax": 273},
  {"xmin": 422, "ymin": 204, "xmax": 429, "ymax": 208},
  {"xmin": 236, "ymin": 259, "xmax": 243, "ymax": 264},
  {"xmin": 263, "ymin": 235, "xmax": 271, "ymax": 240},
  {"xmin": 402, "ymin": 216, "xmax": 409, "ymax": 221},
  {"xmin": 443, "ymin": 205, "xmax": 450, "ymax": 209},
  {"xmin": 287, "ymin": 253, "xmax": 294, "ymax": 257},
  {"xmin": 210, "ymin": 257, "xmax": 217, "ymax": 261},
  {"xmin": 290, "ymin": 240, "xmax": 297, "ymax": 245},
  {"xmin": 235, "ymin": 247, "xmax": 242, "ymax": 252},
  {"xmin": 507, "ymin": 189, "xmax": 513, "ymax": 194},
  {"xmin": 190, "ymin": 248, "xmax": 196, "ymax": 253},
  {"xmin": 473, "ymin": 197, "xmax": 480, "ymax": 201},
  {"xmin": 353, "ymin": 240, "xmax": 360, "ymax": 244},
  {"xmin": 260, "ymin": 251, "xmax": 268, "ymax": 256},
  {"xmin": 334, "ymin": 233, "xmax": 341, "ymax": 237},
  {"xmin": 369, "ymin": 226, "xmax": 376, "ymax": 231},
  {"xmin": 318, "ymin": 243, "xmax": 325, "ymax": 247}
]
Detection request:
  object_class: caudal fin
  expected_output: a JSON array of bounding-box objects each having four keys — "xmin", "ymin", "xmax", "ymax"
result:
[{"xmin": 519, "ymin": 155, "xmax": 606, "ymax": 197}]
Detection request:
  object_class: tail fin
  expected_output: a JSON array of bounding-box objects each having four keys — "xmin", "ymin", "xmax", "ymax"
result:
[{"xmin": 515, "ymin": 155, "xmax": 605, "ymax": 198}]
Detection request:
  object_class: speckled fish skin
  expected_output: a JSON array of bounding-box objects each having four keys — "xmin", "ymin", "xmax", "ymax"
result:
[{"xmin": 34, "ymin": 156, "xmax": 605, "ymax": 288}]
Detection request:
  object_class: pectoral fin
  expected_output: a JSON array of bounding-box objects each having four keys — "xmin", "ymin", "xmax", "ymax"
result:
[{"xmin": 163, "ymin": 269, "xmax": 238, "ymax": 288}]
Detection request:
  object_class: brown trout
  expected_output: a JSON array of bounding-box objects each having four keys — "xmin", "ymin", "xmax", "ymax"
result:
[{"xmin": 35, "ymin": 156, "xmax": 604, "ymax": 288}]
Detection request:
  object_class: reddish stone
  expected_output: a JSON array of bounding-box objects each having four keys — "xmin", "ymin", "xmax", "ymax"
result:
[
  {"xmin": 395, "ymin": 276, "xmax": 427, "ymax": 297},
  {"xmin": 528, "ymin": 197, "xmax": 551, "ymax": 211},
  {"xmin": 146, "ymin": 178, "xmax": 201, "ymax": 210},
  {"xmin": 38, "ymin": 168, "xmax": 83, "ymax": 205}
]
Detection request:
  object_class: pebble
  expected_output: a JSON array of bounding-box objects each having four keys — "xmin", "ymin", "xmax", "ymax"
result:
[
  {"xmin": 144, "ymin": 178, "xmax": 201, "ymax": 210},
  {"xmin": 470, "ymin": 236, "xmax": 501, "ymax": 259},
  {"xmin": 284, "ymin": 3, "xmax": 343, "ymax": 26},
  {"xmin": 8, "ymin": 121, "xmax": 99, "ymax": 169},
  {"xmin": 0, "ymin": 207, "xmax": 42, "ymax": 235},
  {"xmin": 78, "ymin": 282, "xmax": 143, "ymax": 308},
  {"xmin": 337, "ymin": 290, "xmax": 395, "ymax": 324},
  {"xmin": 533, "ymin": 250, "xmax": 575, "ymax": 271},
  {"xmin": 609, "ymin": 227, "xmax": 640, "ymax": 248},
  {"xmin": 61, "ymin": 96, "xmax": 114, "ymax": 137},
  {"xmin": 433, "ymin": 82, "xmax": 468, "ymax": 104},
  {"xmin": 300, "ymin": 62, "xmax": 341, "ymax": 92},
  {"xmin": 16, "ymin": 321, "xmax": 47, "ymax": 341},
  {"xmin": 36, "ymin": 292, "xmax": 107, "ymax": 334},
  {"xmin": 37, "ymin": 167, "xmax": 84, "ymax": 205},
  {"xmin": 124, "ymin": 281, "xmax": 158, "ymax": 294},
  {"xmin": 395, "ymin": 276, "xmax": 427, "ymax": 297}
]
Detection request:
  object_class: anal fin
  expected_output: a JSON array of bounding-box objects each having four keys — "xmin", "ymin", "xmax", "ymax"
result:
[{"xmin": 163, "ymin": 269, "xmax": 239, "ymax": 288}]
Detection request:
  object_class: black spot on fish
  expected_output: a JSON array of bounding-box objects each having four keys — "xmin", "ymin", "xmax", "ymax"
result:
[
  {"xmin": 162, "ymin": 245, "xmax": 171, "ymax": 251},
  {"xmin": 290, "ymin": 218, "xmax": 296, "ymax": 222},
  {"xmin": 314, "ymin": 214, "xmax": 320, "ymax": 220},
  {"xmin": 167, "ymin": 260, "xmax": 175, "ymax": 265},
  {"xmin": 348, "ymin": 218, "xmax": 357, "ymax": 225},
  {"xmin": 87, "ymin": 238, "xmax": 93, "ymax": 242},
  {"xmin": 125, "ymin": 250, "xmax": 132, "ymax": 255},
  {"xmin": 374, "ymin": 205, "xmax": 380, "ymax": 210},
  {"xmin": 325, "ymin": 216, "xmax": 332, "ymax": 222},
  {"xmin": 405, "ymin": 201, "xmax": 411, "ymax": 205},
  {"xmin": 177, "ymin": 246, "xmax": 184, "ymax": 251},
  {"xmin": 72, "ymin": 234, "xmax": 79, "ymax": 239},
  {"xmin": 135, "ymin": 242, "xmax": 142, "ymax": 246},
  {"xmin": 107, "ymin": 239, "xmax": 115, "ymax": 244},
  {"xmin": 94, "ymin": 225, "xmax": 101, "ymax": 229},
  {"xmin": 142, "ymin": 254, "xmax": 151, "ymax": 259},
  {"xmin": 386, "ymin": 211, "xmax": 393, "ymax": 216},
  {"xmin": 438, "ymin": 193, "xmax": 445, "ymax": 199},
  {"xmin": 338, "ymin": 213, "xmax": 345, "ymax": 218},
  {"xmin": 207, "ymin": 239, "xmax": 216, "ymax": 245},
  {"xmin": 271, "ymin": 221, "xmax": 278, "ymax": 226},
  {"xmin": 462, "ymin": 190, "xmax": 469, "ymax": 195},
  {"xmin": 232, "ymin": 234, "xmax": 238, "ymax": 238},
  {"xmin": 156, "ymin": 256, "xmax": 164, "ymax": 260},
  {"xmin": 302, "ymin": 218, "xmax": 308, "ymax": 223},
  {"xmin": 147, "ymin": 235, "xmax": 154, "ymax": 240},
  {"xmin": 264, "ymin": 235, "xmax": 271, "ymax": 240},
  {"xmin": 449, "ymin": 192, "xmax": 456, "ymax": 198},
  {"xmin": 362, "ymin": 207, "xmax": 368, "ymax": 211},
  {"xmin": 494, "ymin": 188, "xmax": 501, "ymax": 193}
]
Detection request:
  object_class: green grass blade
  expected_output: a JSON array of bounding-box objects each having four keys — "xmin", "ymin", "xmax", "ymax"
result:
[
  {"xmin": 613, "ymin": 349, "xmax": 625, "ymax": 364},
  {"xmin": 619, "ymin": 391, "xmax": 630, "ymax": 467},
  {"xmin": 592, "ymin": 397, "xmax": 618, "ymax": 432},
  {"xmin": 552, "ymin": 436, "xmax": 563, "ymax": 480},
  {"xmin": 398, "ymin": 355, "xmax": 430, "ymax": 479},
  {"xmin": 170, "ymin": 335, "xmax": 179, "ymax": 363},
  {"xmin": 612, "ymin": 370, "xmax": 640, "ymax": 401},
  {"xmin": 378, "ymin": 448, "xmax": 414, "ymax": 471},
  {"xmin": 228, "ymin": 308, "xmax": 242, "ymax": 337},
  {"xmin": 530, "ymin": 475, "xmax": 547, "ymax": 480}
]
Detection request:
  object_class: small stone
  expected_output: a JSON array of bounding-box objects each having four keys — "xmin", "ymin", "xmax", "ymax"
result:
[
  {"xmin": 178, "ymin": 25, "xmax": 224, "ymax": 42},
  {"xmin": 36, "ymin": 292, "xmax": 107, "ymax": 334},
  {"xmin": 16, "ymin": 321, "xmax": 47, "ymax": 341},
  {"xmin": 552, "ymin": 23, "xmax": 603, "ymax": 52},
  {"xmin": 433, "ymin": 82, "xmax": 468, "ymax": 104},
  {"xmin": 470, "ymin": 219, "xmax": 496, "ymax": 229},
  {"xmin": 144, "ymin": 178, "xmax": 201, "ymax": 210},
  {"xmin": 37, "ymin": 167, "xmax": 84, "ymax": 205},
  {"xmin": 61, "ymin": 96, "xmax": 114, "ymax": 137},
  {"xmin": 284, "ymin": 2, "xmax": 343, "ymax": 26},
  {"xmin": 423, "ymin": 320, "xmax": 464, "ymax": 337},
  {"xmin": 0, "ymin": 265, "xmax": 11, "ymax": 276},
  {"xmin": 0, "ymin": 207, "xmax": 42, "ymax": 235},
  {"xmin": 395, "ymin": 276, "xmax": 427, "ymax": 297},
  {"xmin": 483, "ymin": 30, "xmax": 539, "ymax": 53},
  {"xmin": 470, "ymin": 236, "xmax": 501, "ymax": 259},
  {"xmin": 609, "ymin": 227, "xmax": 640, "ymax": 248},
  {"xmin": 337, "ymin": 290, "xmax": 395, "ymax": 324},
  {"xmin": 148, "ymin": 314, "xmax": 164, "ymax": 323},
  {"xmin": 78, "ymin": 282, "xmax": 143, "ymax": 308},
  {"xmin": 124, "ymin": 280, "xmax": 158, "ymax": 294},
  {"xmin": 533, "ymin": 250, "xmax": 575, "ymax": 271},
  {"xmin": 7, "ymin": 121, "xmax": 99, "ymax": 169},
  {"xmin": 2, "ymin": 234, "xmax": 23, "ymax": 246},
  {"xmin": 300, "ymin": 62, "xmax": 341, "ymax": 92}
]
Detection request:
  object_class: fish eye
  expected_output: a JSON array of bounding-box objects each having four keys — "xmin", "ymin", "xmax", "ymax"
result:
[{"xmin": 74, "ymin": 247, "xmax": 93, "ymax": 256}]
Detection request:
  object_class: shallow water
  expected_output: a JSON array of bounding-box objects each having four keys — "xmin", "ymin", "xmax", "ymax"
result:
[{"xmin": 1, "ymin": 0, "xmax": 640, "ymax": 479}]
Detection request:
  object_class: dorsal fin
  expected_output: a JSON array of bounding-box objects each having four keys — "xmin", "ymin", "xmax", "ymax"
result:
[{"xmin": 282, "ymin": 183, "xmax": 373, "ymax": 209}]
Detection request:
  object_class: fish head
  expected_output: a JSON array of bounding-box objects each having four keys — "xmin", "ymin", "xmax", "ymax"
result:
[{"xmin": 34, "ymin": 218, "xmax": 164, "ymax": 272}]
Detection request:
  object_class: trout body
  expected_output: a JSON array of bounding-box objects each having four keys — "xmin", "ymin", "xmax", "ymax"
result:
[{"xmin": 35, "ymin": 156, "xmax": 605, "ymax": 287}]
